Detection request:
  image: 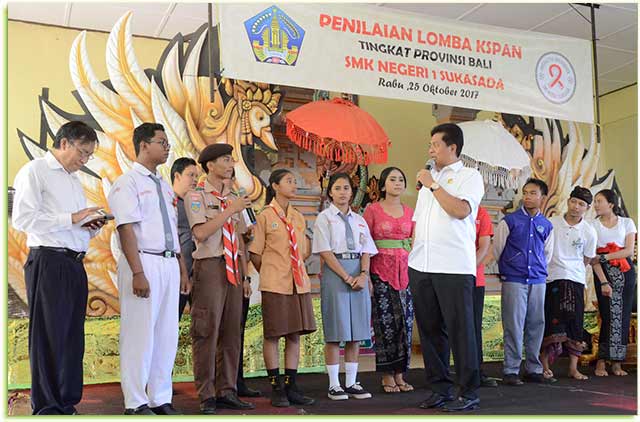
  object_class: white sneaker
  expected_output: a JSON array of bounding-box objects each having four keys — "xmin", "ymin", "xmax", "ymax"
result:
[
  {"xmin": 327, "ymin": 386, "xmax": 349, "ymax": 400},
  {"xmin": 344, "ymin": 382, "xmax": 372, "ymax": 399}
]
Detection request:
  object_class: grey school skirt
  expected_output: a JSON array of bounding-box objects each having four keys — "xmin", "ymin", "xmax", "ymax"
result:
[{"xmin": 320, "ymin": 258, "xmax": 371, "ymax": 343}]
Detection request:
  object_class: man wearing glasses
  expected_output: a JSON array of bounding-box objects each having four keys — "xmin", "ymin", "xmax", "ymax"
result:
[
  {"xmin": 12, "ymin": 121, "xmax": 106, "ymax": 414},
  {"xmin": 108, "ymin": 123, "xmax": 191, "ymax": 415}
]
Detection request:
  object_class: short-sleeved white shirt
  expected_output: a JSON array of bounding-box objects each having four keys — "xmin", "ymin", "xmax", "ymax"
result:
[
  {"xmin": 107, "ymin": 162, "xmax": 180, "ymax": 253},
  {"xmin": 312, "ymin": 203, "xmax": 378, "ymax": 256},
  {"xmin": 592, "ymin": 217, "xmax": 637, "ymax": 248},
  {"xmin": 408, "ymin": 160, "xmax": 485, "ymax": 275},
  {"xmin": 547, "ymin": 215, "xmax": 597, "ymax": 284}
]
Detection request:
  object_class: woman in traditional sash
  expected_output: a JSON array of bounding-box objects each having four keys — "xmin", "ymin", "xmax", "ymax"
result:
[
  {"xmin": 362, "ymin": 167, "xmax": 415, "ymax": 393},
  {"xmin": 591, "ymin": 189, "xmax": 637, "ymax": 377},
  {"xmin": 249, "ymin": 169, "xmax": 316, "ymax": 407}
]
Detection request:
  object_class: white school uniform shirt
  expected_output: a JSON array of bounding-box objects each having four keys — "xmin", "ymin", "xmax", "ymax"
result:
[
  {"xmin": 107, "ymin": 162, "xmax": 179, "ymax": 253},
  {"xmin": 591, "ymin": 217, "xmax": 637, "ymax": 248},
  {"xmin": 547, "ymin": 215, "xmax": 597, "ymax": 285},
  {"xmin": 408, "ymin": 160, "xmax": 484, "ymax": 276},
  {"xmin": 12, "ymin": 151, "xmax": 97, "ymax": 251},
  {"xmin": 312, "ymin": 203, "xmax": 378, "ymax": 256}
]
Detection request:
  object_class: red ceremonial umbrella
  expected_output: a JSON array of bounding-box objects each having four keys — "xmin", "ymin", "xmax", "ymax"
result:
[{"xmin": 285, "ymin": 98, "xmax": 389, "ymax": 165}]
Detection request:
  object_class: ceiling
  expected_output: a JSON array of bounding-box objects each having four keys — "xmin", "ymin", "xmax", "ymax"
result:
[{"xmin": 8, "ymin": 2, "xmax": 637, "ymax": 96}]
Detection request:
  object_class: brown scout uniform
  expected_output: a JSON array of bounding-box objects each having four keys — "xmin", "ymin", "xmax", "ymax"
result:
[{"xmin": 184, "ymin": 179, "xmax": 246, "ymax": 401}]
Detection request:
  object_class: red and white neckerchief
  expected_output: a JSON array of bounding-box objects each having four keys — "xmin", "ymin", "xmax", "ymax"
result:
[
  {"xmin": 269, "ymin": 204, "xmax": 304, "ymax": 287},
  {"xmin": 212, "ymin": 189, "xmax": 239, "ymax": 286}
]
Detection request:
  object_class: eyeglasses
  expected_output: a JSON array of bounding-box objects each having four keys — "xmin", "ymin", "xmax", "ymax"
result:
[
  {"xmin": 69, "ymin": 142, "xmax": 95, "ymax": 160},
  {"xmin": 146, "ymin": 138, "xmax": 170, "ymax": 149}
]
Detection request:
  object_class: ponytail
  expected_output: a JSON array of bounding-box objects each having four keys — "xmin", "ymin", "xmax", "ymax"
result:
[{"xmin": 266, "ymin": 169, "xmax": 293, "ymax": 204}]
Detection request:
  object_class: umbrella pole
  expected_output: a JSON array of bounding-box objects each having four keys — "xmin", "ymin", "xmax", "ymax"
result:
[{"xmin": 207, "ymin": 3, "xmax": 215, "ymax": 103}]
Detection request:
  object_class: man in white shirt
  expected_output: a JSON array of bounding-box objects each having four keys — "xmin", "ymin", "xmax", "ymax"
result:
[
  {"xmin": 12, "ymin": 121, "xmax": 106, "ymax": 415},
  {"xmin": 540, "ymin": 186, "xmax": 605, "ymax": 381},
  {"xmin": 108, "ymin": 123, "xmax": 190, "ymax": 415},
  {"xmin": 409, "ymin": 123, "xmax": 485, "ymax": 412}
]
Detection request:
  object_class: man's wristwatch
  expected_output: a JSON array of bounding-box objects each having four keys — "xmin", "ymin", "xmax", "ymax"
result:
[
  {"xmin": 429, "ymin": 182, "xmax": 441, "ymax": 192},
  {"xmin": 242, "ymin": 276, "xmax": 251, "ymax": 282}
]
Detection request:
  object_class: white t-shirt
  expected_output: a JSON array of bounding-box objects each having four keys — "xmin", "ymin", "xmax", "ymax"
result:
[
  {"xmin": 547, "ymin": 215, "xmax": 597, "ymax": 284},
  {"xmin": 408, "ymin": 160, "xmax": 484, "ymax": 275},
  {"xmin": 592, "ymin": 217, "xmax": 637, "ymax": 248}
]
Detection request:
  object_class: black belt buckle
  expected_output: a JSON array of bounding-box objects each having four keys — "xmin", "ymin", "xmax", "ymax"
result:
[
  {"xmin": 74, "ymin": 252, "xmax": 86, "ymax": 262},
  {"xmin": 163, "ymin": 250, "xmax": 174, "ymax": 258}
]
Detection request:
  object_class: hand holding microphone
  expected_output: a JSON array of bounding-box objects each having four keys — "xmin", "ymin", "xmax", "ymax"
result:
[
  {"xmin": 416, "ymin": 159, "xmax": 435, "ymax": 190},
  {"xmin": 236, "ymin": 187, "xmax": 257, "ymax": 225}
]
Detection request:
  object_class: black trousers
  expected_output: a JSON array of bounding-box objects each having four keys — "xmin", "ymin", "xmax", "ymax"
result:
[
  {"xmin": 25, "ymin": 248, "xmax": 88, "ymax": 415},
  {"xmin": 409, "ymin": 268, "xmax": 480, "ymax": 400},
  {"xmin": 473, "ymin": 286, "xmax": 486, "ymax": 374},
  {"xmin": 237, "ymin": 296, "xmax": 250, "ymax": 384}
]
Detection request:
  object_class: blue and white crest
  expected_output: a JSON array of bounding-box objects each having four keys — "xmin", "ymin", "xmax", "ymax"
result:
[{"xmin": 244, "ymin": 5, "xmax": 305, "ymax": 66}]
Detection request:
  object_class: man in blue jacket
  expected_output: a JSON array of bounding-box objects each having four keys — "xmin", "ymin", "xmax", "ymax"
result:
[{"xmin": 493, "ymin": 178, "xmax": 555, "ymax": 386}]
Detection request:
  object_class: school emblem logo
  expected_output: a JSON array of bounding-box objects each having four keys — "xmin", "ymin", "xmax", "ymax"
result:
[
  {"xmin": 536, "ymin": 225, "xmax": 545, "ymax": 234},
  {"xmin": 271, "ymin": 222, "xmax": 279, "ymax": 229},
  {"xmin": 244, "ymin": 5, "xmax": 305, "ymax": 66},
  {"xmin": 191, "ymin": 201, "xmax": 201, "ymax": 213}
]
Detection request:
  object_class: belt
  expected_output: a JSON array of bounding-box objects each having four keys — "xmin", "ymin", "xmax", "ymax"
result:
[
  {"xmin": 375, "ymin": 238, "xmax": 412, "ymax": 252},
  {"xmin": 334, "ymin": 252, "xmax": 362, "ymax": 260},
  {"xmin": 139, "ymin": 250, "xmax": 177, "ymax": 258},
  {"xmin": 32, "ymin": 246, "xmax": 86, "ymax": 262}
]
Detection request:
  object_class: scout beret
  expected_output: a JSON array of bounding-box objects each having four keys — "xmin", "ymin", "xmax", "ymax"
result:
[{"xmin": 198, "ymin": 143, "xmax": 233, "ymax": 166}]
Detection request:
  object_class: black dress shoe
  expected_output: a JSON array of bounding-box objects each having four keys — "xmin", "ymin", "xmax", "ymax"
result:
[
  {"xmin": 286, "ymin": 384, "xmax": 315, "ymax": 406},
  {"xmin": 418, "ymin": 392, "xmax": 454, "ymax": 409},
  {"xmin": 124, "ymin": 404, "xmax": 156, "ymax": 415},
  {"xmin": 524, "ymin": 372, "xmax": 557, "ymax": 384},
  {"xmin": 502, "ymin": 374, "xmax": 524, "ymax": 386},
  {"xmin": 443, "ymin": 397, "xmax": 480, "ymax": 412},
  {"xmin": 150, "ymin": 403, "xmax": 181, "ymax": 415},
  {"xmin": 237, "ymin": 383, "xmax": 263, "ymax": 398},
  {"xmin": 216, "ymin": 392, "xmax": 256, "ymax": 410},
  {"xmin": 200, "ymin": 398, "xmax": 217, "ymax": 415},
  {"xmin": 480, "ymin": 375, "xmax": 498, "ymax": 388}
]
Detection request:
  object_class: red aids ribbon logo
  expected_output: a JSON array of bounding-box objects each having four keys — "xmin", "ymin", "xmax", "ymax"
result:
[{"xmin": 536, "ymin": 52, "xmax": 576, "ymax": 104}]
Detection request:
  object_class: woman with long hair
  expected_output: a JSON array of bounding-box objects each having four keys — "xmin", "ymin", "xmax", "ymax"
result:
[
  {"xmin": 362, "ymin": 167, "xmax": 415, "ymax": 393},
  {"xmin": 249, "ymin": 169, "xmax": 316, "ymax": 407},
  {"xmin": 591, "ymin": 189, "xmax": 637, "ymax": 377}
]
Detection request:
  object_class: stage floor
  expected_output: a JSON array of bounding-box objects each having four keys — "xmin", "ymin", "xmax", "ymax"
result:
[{"xmin": 8, "ymin": 360, "xmax": 636, "ymax": 415}]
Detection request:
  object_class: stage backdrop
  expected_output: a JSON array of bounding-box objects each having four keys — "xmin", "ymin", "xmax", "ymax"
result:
[{"xmin": 218, "ymin": 3, "xmax": 594, "ymax": 123}]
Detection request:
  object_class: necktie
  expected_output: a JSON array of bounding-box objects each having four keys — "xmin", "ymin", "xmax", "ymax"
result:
[
  {"xmin": 338, "ymin": 212, "xmax": 356, "ymax": 251},
  {"xmin": 212, "ymin": 190, "xmax": 239, "ymax": 285},
  {"xmin": 269, "ymin": 205, "xmax": 304, "ymax": 287},
  {"xmin": 148, "ymin": 175, "xmax": 174, "ymax": 252}
]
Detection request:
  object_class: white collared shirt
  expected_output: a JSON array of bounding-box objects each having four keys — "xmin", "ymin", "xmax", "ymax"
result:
[
  {"xmin": 12, "ymin": 151, "xmax": 94, "ymax": 251},
  {"xmin": 547, "ymin": 215, "xmax": 597, "ymax": 284},
  {"xmin": 312, "ymin": 203, "xmax": 378, "ymax": 255},
  {"xmin": 408, "ymin": 160, "xmax": 484, "ymax": 275},
  {"xmin": 108, "ymin": 162, "xmax": 179, "ymax": 253}
]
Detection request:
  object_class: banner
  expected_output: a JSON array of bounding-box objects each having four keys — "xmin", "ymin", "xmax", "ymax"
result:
[{"xmin": 218, "ymin": 3, "xmax": 594, "ymax": 123}]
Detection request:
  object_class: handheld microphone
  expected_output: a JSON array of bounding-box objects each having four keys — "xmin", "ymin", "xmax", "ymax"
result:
[
  {"xmin": 416, "ymin": 159, "xmax": 435, "ymax": 190},
  {"xmin": 236, "ymin": 187, "xmax": 257, "ymax": 225}
]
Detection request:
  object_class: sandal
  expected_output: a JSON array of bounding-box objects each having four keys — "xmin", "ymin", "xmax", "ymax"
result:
[
  {"xmin": 396, "ymin": 382, "xmax": 414, "ymax": 392},
  {"xmin": 382, "ymin": 383, "xmax": 400, "ymax": 393}
]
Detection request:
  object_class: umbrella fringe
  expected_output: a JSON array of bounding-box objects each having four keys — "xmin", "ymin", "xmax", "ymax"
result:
[
  {"xmin": 286, "ymin": 121, "xmax": 387, "ymax": 166},
  {"xmin": 461, "ymin": 154, "xmax": 530, "ymax": 190}
]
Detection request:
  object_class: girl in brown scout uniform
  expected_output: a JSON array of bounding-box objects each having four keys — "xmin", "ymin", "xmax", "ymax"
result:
[{"xmin": 249, "ymin": 169, "xmax": 317, "ymax": 408}]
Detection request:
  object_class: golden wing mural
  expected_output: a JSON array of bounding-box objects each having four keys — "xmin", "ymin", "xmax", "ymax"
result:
[{"xmin": 10, "ymin": 13, "xmax": 283, "ymax": 316}]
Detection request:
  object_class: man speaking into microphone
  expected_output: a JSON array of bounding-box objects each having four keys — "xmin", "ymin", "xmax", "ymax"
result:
[{"xmin": 409, "ymin": 123, "xmax": 485, "ymax": 412}]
